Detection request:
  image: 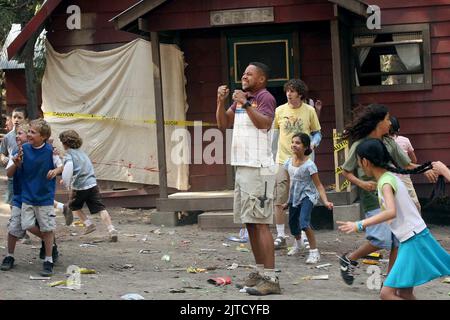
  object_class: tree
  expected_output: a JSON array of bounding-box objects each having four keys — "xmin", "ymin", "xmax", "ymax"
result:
[{"xmin": 0, "ymin": 0, "xmax": 44, "ymax": 119}]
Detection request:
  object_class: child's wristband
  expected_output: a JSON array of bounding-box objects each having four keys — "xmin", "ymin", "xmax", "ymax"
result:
[{"xmin": 356, "ymin": 220, "xmax": 364, "ymax": 232}]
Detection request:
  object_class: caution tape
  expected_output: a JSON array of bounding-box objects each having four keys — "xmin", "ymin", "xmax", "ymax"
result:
[
  {"xmin": 43, "ymin": 111, "xmax": 217, "ymax": 127},
  {"xmin": 340, "ymin": 179, "xmax": 350, "ymax": 190},
  {"xmin": 333, "ymin": 132, "xmax": 343, "ymax": 139},
  {"xmin": 335, "ymin": 166, "xmax": 343, "ymax": 175},
  {"xmin": 333, "ymin": 139, "xmax": 348, "ymax": 152}
]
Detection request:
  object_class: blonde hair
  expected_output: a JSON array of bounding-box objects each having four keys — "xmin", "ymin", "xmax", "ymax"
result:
[
  {"xmin": 59, "ymin": 130, "xmax": 82, "ymax": 149},
  {"xmin": 29, "ymin": 118, "xmax": 51, "ymax": 140},
  {"xmin": 17, "ymin": 123, "xmax": 30, "ymax": 134}
]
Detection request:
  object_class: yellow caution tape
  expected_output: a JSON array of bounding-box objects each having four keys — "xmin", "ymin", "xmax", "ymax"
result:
[
  {"xmin": 335, "ymin": 166, "xmax": 343, "ymax": 175},
  {"xmin": 333, "ymin": 132, "xmax": 343, "ymax": 139},
  {"xmin": 44, "ymin": 111, "xmax": 216, "ymax": 127},
  {"xmin": 340, "ymin": 179, "xmax": 350, "ymax": 190},
  {"xmin": 333, "ymin": 140, "xmax": 348, "ymax": 152}
]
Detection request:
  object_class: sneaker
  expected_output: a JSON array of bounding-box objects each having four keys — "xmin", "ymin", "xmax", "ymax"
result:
[
  {"xmin": 109, "ymin": 229, "xmax": 118, "ymax": 242},
  {"xmin": 236, "ymin": 271, "xmax": 264, "ymax": 289},
  {"xmin": 62, "ymin": 204, "xmax": 74, "ymax": 226},
  {"xmin": 41, "ymin": 261, "xmax": 54, "ymax": 277},
  {"xmin": 21, "ymin": 233, "xmax": 32, "ymax": 245},
  {"xmin": 83, "ymin": 224, "xmax": 96, "ymax": 235},
  {"xmin": 306, "ymin": 249, "xmax": 321, "ymax": 264},
  {"xmin": 339, "ymin": 253, "xmax": 358, "ymax": 285},
  {"xmin": 245, "ymin": 276, "xmax": 281, "ymax": 296},
  {"xmin": 287, "ymin": 245, "xmax": 301, "ymax": 256},
  {"xmin": 0, "ymin": 256, "xmax": 15, "ymax": 271},
  {"xmin": 274, "ymin": 236, "xmax": 287, "ymax": 250},
  {"xmin": 300, "ymin": 231, "xmax": 310, "ymax": 249}
]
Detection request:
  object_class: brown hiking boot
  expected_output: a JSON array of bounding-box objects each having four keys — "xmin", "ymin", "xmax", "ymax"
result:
[
  {"xmin": 236, "ymin": 271, "xmax": 264, "ymax": 289},
  {"xmin": 83, "ymin": 224, "xmax": 96, "ymax": 235},
  {"xmin": 245, "ymin": 276, "xmax": 281, "ymax": 296},
  {"xmin": 63, "ymin": 204, "xmax": 74, "ymax": 226}
]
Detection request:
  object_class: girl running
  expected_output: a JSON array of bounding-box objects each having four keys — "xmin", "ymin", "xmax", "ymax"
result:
[{"xmin": 337, "ymin": 138, "xmax": 450, "ymax": 300}]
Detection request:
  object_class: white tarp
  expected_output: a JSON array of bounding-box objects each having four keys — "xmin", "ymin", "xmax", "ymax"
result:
[{"xmin": 42, "ymin": 38, "xmax": 189, "ymax": 190}]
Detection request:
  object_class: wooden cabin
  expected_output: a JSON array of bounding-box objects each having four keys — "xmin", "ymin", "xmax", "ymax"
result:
[{"xmin": 6, "ymin": 0, "xmax": 450, "ymax": 217}]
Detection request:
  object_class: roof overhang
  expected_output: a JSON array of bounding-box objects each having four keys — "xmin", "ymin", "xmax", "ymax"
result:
[
  {"xmin": 110, "ymin": 0, "xmax": 369, "ymax": 33},
  {"xmin": 109, "ymin": 0, "xmax": 169, "ymax": 32},
  {"xmin": 328, "ymin": 0, "xmax": 369, "ymax": 18},
  {"xmin": 6, "ymin": 0, "xmax": 62, "ymax": 60}
]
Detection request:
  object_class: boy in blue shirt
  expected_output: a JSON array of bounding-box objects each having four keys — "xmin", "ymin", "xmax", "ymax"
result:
[{"xmin": 7, "ymin": 119, "xmax": 63, "ymax": 276}]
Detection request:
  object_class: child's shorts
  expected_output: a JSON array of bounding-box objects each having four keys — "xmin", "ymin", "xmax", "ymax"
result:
[
  {"xmin": 69, "ymin": 185, "xmax": 106, "ymax": 214},
  {"xmin": 21, "ymin": 204, "xmax": 56, "ymax": 232},
  {"xmin": 365, "ymin": 208, "xmax": 399, "ymax": 250},
  {"xmin": 7, "ymin": 206, "xmax": 26, "ymax": 238},
  {"xmin": 288, "ymin": 197, "xmax": 314, "ymax": 236}
]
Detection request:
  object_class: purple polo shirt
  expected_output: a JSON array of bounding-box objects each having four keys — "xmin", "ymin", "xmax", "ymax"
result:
[{"xmin": 230, "ymin": 88, "xmax": 276, "ymax": 119}]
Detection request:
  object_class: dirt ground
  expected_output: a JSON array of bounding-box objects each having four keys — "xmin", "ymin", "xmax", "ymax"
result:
[{"xmin": 0, "ymin": 169, "xmax": 449, "ymax": 301}]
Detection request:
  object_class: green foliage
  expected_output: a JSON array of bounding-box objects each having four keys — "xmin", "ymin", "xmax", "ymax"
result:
[{"xmin": 0, "ymin": 0, "xmax": 43, "ymax": 45}]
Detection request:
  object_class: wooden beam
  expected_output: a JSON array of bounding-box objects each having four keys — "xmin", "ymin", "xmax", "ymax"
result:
[
  {"xmin": 151, "ymin": 31, "xmax": 168, "ymax": 199},
  {"xmin": 111, "ymin": 0, "xmax": 168, "ymax": 31},
  {"xmin": 220, "ymin": 31, "xmax": 234, "ymax": 190},
  {"xmin": 330, "ymin": 19, "xmax": 345, "ymax": 132},
  {"xmin": 328, "ymin": 0, "xmax": 368, "ymax": 18}
]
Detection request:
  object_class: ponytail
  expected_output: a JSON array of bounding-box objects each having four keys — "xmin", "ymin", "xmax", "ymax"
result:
[
  {"xmin": 356, "ymin": 138, "xmax": 432, "ymax": 175},
  {"xmin": 380, "ymin": 161, "xmax": 433, "ymax": 175}
]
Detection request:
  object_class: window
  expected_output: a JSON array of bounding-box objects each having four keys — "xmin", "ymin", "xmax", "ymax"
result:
[
  {"xmin": 351, "ymin": 24, "xmax": 431, "ymax": 93},
  {"xmin": 233, "ymin": 40, "xmax": 289, "ymax": 83}
]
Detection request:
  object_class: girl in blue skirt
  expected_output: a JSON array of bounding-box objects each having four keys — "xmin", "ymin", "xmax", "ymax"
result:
[{"xmin": 337, "ymin": 138, "xmax": 450, "ymax": 300}]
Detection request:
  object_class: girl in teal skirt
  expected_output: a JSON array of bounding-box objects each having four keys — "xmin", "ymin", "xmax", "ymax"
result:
[{"xmin": 337, "ymin": 138, "xmax": 450, "ymax": 300}]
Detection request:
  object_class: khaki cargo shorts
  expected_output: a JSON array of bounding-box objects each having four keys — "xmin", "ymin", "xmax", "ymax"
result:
[
  {"xmin": 7, "ymin": 206, "xmax": 26, "ymax": 238},
  {"xmin": 21, "ymin": 204, "xmax": 56, "ymax": 232},
  {"xmin": 274, "ymin": 164, "xmax": 289, "ymax": 205},
  {"xmin": 233, "ymin": 166, "xmax": 276, "ymax": 224}
]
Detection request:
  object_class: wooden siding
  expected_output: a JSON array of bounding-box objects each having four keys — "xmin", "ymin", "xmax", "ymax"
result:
[
  {"xmin": 46, "ymin": 0, "xmax": 138, "ymax": 53},
  {"xmin": 353, "ymin": 0, "xmax": 450, "ymax": 196},
  {"xmin": 181, "ymin": 22, "xmax": 337, "ymax": 191},
  {"xmin": 143, "ymin": 0, "xmax": 334, "ymax": 31}
]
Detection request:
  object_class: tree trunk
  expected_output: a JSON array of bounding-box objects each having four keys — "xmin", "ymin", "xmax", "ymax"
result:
[{"xmin": 21, "ymin": 26, "xmax": 44, "ymax": 120}]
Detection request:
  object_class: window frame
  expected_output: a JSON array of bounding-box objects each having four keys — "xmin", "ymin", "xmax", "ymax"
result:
[{"xmin": 351, "ymin": 23, "xmax": 432, "ymax": 93}]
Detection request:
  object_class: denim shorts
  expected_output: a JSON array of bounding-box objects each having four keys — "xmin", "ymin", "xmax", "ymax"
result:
[
  {"xmin": 288, "ymin": 197, "xmax": 314, "ymax": 236},
  {"xmin": 365, "ymin": 208, "xmax": 399, "ymax": 250}
]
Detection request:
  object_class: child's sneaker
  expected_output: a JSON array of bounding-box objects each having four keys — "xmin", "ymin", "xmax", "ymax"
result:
[
  {"xmin": 109, "ymin": 229, "xmax": 118, "ymax": 242},
  {"xmin": 41, "ymin": 261, "xmax": 54, "ymax": 277},
  {"xmin": 339, "ymin": 253, "xmax": 358, "ymax": 285},
  {"xmin": 274, "ymin": 236, "xmax": 287, "ymax": 250},
  {"xmin": 0, "ymin": 256, "xmax": 15, "ymax": 271},
  {"xmin": 83, "ymin": 224, "xmax": 96, "ymax": 235},
  {"xmin": 287, "ymin": 245, "xmax": 301, "ymax": 256},
  {"xmin": 306, "ymin": 249, "xmax": 320, "ymax": 264},
  {"xmin": 62, "ymin": 204, "xmax": 74, "ymax": 226},
  {"xmin": 245, "ymin": 276, "xmax": 281, "ymax": 296},
  {"xmin": 300, "ymin": 231, "xmax": 310, "ymax": 249}
]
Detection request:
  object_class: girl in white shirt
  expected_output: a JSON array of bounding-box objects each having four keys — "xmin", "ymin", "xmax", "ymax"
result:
[{"xmin": 337, "ymin": 138, "xmax": 450, "ymax": 300}]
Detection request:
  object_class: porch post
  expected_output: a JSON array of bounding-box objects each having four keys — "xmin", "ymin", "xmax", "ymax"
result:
[
  {"xmin": 330, "ymin": 19, "xmax": 345, "ymax": 132},
  {"xmin": 150, "ymin": 31, "xmax": 168, "ymax": 199}
]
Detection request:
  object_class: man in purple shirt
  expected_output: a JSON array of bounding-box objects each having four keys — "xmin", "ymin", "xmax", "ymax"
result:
[{"xmin": 216, "ymin": 62, "xmax": 281, "ymax": 296}]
